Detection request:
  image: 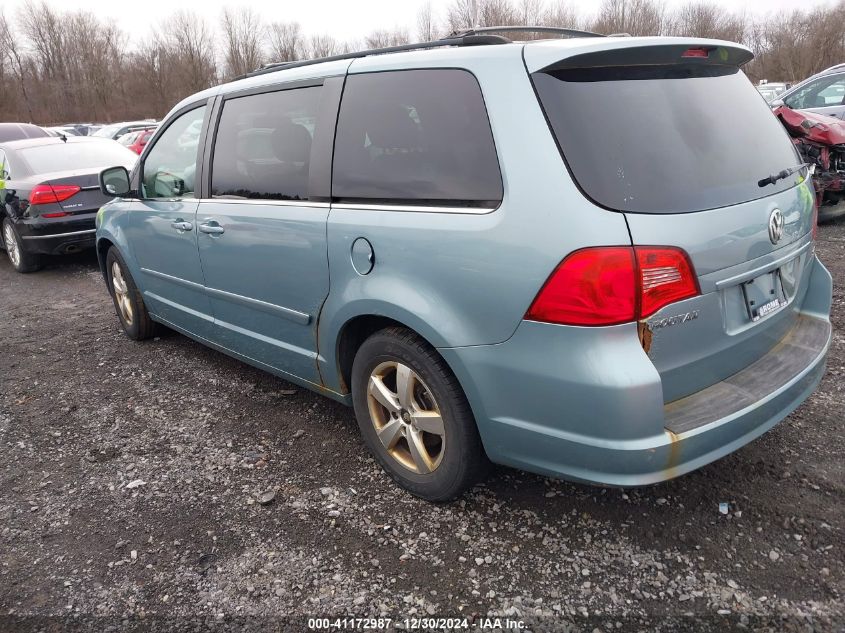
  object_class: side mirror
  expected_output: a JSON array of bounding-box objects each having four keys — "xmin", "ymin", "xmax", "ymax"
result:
[
  {"xmin": 100, "ymin": 166, "xmax": 131, "ymax": 197},
  {"xmin": 770, "ymin": 98, "xmax": 785, "ymax": 108}
]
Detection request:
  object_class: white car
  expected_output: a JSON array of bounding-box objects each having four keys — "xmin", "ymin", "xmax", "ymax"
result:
[{"xmin": 772, "ymin": 64, "xmax": 845, "ymax": 119}]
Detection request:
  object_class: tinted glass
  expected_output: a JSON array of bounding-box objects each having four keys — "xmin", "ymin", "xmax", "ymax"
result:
[
  {"xmin": 333, "ymin": 70, "xmax": 502, "ymax": 206},
  {"xmin": 142, "ymin": 106, "xmax": 206, "ymax": 199},
  {"xmin": 0, "ymin": 123, "xmax": 49, "ymax": 142},
  {"xmin": 211, "ymin": 87, "xmax": 320, "ymax": 201},
  {"xmin": 19, "ymin": 141, "xmax": 136, "ymax": 174},
  {"xmin": 533, "ymin": 65, "xmax": 801, "ymax": 214}
]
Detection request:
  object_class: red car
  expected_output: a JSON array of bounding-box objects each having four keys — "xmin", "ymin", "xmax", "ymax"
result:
[
  {"xmin": 774, "ymin": 105, "xmax": 845, "ymax": 222},
  {"xmin": 117, "ymin": 128, "xmax": 156, "ymax": 155}
]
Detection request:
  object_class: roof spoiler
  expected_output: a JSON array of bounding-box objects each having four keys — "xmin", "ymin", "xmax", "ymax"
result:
[{"xmin": 537, "ymin": 43, "xmax": 754, "ymax": 73}]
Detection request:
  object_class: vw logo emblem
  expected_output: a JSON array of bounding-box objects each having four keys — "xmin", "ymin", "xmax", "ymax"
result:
[{"xmin": 768, "ymin": 209, "xmax": 784, "ymax": 244}]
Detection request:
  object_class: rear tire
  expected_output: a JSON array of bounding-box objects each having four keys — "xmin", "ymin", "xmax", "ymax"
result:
[
  {"xmin": 351, "ymin": 326, "xmax": 487, "ymax": 501},
  {"xmin": 3, "ymin": 217, "xmax": 42, "ymax": 273},
  {"xmin": 105, "ymin": 246, "xmax": 155, "ymax": 340}
]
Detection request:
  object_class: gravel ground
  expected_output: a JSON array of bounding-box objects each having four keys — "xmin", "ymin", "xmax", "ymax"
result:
[{"xmin": 0, "ymin": 224, "xmax": 843, "ymax": 633}]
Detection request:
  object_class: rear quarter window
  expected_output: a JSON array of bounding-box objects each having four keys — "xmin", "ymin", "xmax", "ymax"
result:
[{"xmin": 332, "ymin": 69, "xmax": 502, "ymax": 207}]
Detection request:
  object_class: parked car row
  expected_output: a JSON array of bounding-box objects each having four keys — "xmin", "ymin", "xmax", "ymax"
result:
[{"xmin": 115, "ymin": 127, "xmax": 158, "ymax": 154}]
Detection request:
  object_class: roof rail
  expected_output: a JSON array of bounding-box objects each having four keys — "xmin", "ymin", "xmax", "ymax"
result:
[
  {"xmin": 244, "ymin": 33, "xmax": 510, "ymax": 79},
  {"xmin": 451, "ymin": 25, "xmax": 606, "ymax": 39}
]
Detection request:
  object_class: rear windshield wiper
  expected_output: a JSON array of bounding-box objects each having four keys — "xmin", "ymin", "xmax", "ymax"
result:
[{"xmin": 757, "ymin": 163, "xmax": 811, "ymax": 188}]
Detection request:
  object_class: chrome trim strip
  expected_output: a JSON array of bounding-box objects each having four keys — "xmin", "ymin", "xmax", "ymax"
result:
[
  {"xmin": 141, "ymin": 267, "xmax": 205, "ymax": 291},
  {"xmin": 214, "ymin": 315, "xmax": 316, "ymax": 355},
  {"xmin": 143, "ymin": 291, "xmax": 215, "ymax": 323},
  {"xmin": 715, "ymin": 239, "xmax": 813, "ymax": 290},
  {"xmin": 198, "ymin": 198, "xmax": 330, "ymax": 208},
  {"xmin": 331, "ymin": 202, "xmax": 497, "ymax": 214},
  {"xmin": 140, "ymin": 267, "xmax": 311, "ymax": 326},
  {"xmin": 80, "ymin": 185, "xmax": 100, "ymax": 191},
  {"xmin": 203, "ymin": 286, "xmax": 311, "ymax": 325},
  {"xmin": 21, "ymin": 228, "xmax": 96, "ymax": 240}
]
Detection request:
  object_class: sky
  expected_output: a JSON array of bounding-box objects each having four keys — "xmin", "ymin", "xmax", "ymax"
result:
[{"xmin": 3, "ymin": 0, "xmax": 839, "ymax": 45}]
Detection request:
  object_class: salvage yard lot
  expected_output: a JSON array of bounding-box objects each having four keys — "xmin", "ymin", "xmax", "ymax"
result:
[{"xmin": 0, "ymin": 225, "xmax": 843, "ymax": 632}]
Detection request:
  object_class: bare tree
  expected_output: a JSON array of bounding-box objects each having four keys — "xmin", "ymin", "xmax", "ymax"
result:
[
  {"xmin": 520, "ymin": 0, "xmax": 544, "ymax": 26},
  {"xmin": 668, "ymin": 2, "xmax": 745, "ymax": 41},
  {"xmin": 1, "ymin": 0, "xmax": 844, "ymax": 124},
  {"xmin": 417, "ymin": 2, "xmax": 436, "ymax": 41},
  {"xmin": 220, "ymin": 7, "xmax": 265, "ymax": 79},
  {"xmin": 592, "ymin": 0, "xmax": 667, "ymax": 36},
  {"xmin": 309, "ymin": 34, "xmax": 339, "ymax": 58},
  {"xmin": 364, "ymin": 29, "xmax": 410, "ymax": 48},
  {"xmin": 543, "ymin": 1, "xmax": 583, "ymax": 29},
  {"xmin": 0, "ymin": 10, "xmax": 35, "ymax": 121},
  {"xmin": 268, "ymin": 22, "xmax": 304, "ymax": 62},
  {"xmin": 157, "ymin": 11, "xmax": 217, "ymax": 96}
]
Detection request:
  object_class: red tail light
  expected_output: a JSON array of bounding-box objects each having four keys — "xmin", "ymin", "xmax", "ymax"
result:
[
  {"xmin": 29, "ymin": 183, "xmax": 80, "ymax": 206},
  {"xmin": 682, "ymin": 47, "xmax": 709, "ymax": 58},
  {"xmin": 526, "ymin": 246, "xmax": 699, "ymax": 326}
]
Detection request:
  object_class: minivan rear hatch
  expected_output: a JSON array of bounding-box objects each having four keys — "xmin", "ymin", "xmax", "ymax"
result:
[{"xmin": 527, "ymin": 40, "xmax": 818, "ymax": 402}]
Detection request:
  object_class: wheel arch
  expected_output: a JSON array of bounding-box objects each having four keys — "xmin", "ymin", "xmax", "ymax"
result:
[
  {"xmin": 326, "ymin": 310, "xmax": 458, "ymax": 397},
  {"xmin": 96, "ymin": 237, "xmax": 115, "ymax": 281}
]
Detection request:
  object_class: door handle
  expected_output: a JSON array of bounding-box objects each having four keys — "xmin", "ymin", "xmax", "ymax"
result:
[
  {"xmin": 170, "ymin": 220, "xmax": 193, "ymax": 232},
  {"xmin": 199, "ymin": 220, "xmax": 225, "ymax": 235}
]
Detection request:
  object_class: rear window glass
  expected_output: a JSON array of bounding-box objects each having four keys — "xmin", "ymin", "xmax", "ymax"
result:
[
  {"xmin": 332, "ymin": 69, "xmax": 502, "ymax": 207},
  {"xmin": 533, "ymin": 65, "xmax": 801, "ymax": 213},
  {"xmin": 19, "ymin": 141, "xmax": 136, "ymax": 174}
]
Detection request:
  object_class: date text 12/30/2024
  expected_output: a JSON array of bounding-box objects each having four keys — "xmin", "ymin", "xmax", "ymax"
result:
[{"xmin": 307, "ymin": 617, "xmax": 526, "ymax": 630}]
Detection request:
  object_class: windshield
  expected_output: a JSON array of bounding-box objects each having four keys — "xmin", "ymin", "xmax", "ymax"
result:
[
  {"xmin": 19, "ymin": 141, "xmax": 136, "ymax": 173},
  {"xmin": 532, "ymin": 64, "xmax": 800, "ymax": 213},
  {"xmin": 92, "ymin": 124, "xmax": 122, "ymax": 138}
]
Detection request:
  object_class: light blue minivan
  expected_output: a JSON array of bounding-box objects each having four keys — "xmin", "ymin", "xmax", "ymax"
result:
[{"xmin": 95, "ymin": 28, "xmax": 832, "ymax": 500}]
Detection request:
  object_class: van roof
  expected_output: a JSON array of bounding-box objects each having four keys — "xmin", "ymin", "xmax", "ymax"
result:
[{"xmin": 166, "ymin": 32, "xmax": 753, "ymax": 116}]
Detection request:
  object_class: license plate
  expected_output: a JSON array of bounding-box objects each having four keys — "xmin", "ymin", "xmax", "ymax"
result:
[{"xmin": 741, "ymin": 269, "xmax": 787, "ymax": 322}]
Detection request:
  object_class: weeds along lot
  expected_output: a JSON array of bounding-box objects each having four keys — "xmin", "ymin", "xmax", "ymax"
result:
[{"xmin": 0, "ymin": 224, "xmax": 843, "ymax": 632}]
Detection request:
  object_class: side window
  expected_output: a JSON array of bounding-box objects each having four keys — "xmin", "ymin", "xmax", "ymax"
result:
[
  {"xmin": 211, "ymin": 86, "xmax": 320, "ymax": 201},
  {"xmin": 332, "ymin": 69, "xmax": 502, "ymax": 207},
  {"xmin": 785, "ymin": 75, "xmax": 845, "ymax": 109},
  {"xmin": 142, "ymin": 105, "xmax": 207, "ymax": 199},
  {"xmin": 818, "ymin": 77, "xmax": 845, "ymax": 105},
  {"xmin": 0, "ymin": 150, "xmax": 8, "ymax": 182}
]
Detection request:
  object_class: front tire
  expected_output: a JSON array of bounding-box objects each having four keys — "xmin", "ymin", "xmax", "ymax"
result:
[
  {"xmin": 106, "ymin": 247, "xmax": 155, "ymax": 340},
  {"xmin": 2, "ymin": 217, "xmax": 42, "ymax": 273},
  {"xmin": 351, "ymin": 327, "xmax": 487, "ymax": 501}
]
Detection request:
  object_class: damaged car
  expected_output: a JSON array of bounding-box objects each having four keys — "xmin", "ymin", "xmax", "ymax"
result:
[{"xmin": 774, "ymin": 105, "xmax": 845, "ymax": 222}]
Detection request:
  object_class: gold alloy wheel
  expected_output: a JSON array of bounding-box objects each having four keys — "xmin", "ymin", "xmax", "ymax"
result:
[
  {"xmin": 110, "ymin": 261, "xmax": 134, "ymax": 326},
  {"xmin": 3, "ymin": 223, "xmax": 20, "ymax": 268},
  {"xmin": 367, "ymin": 361, "xmax": 446, "ymax": 474}
]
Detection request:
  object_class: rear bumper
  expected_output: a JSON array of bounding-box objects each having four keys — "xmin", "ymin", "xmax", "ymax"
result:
[
  {"xmin": 438, "ymin": 256, "xmax": 832, "ymax": 487},
  {"xmin": 16, "ymin": 215, "xmax": 96, "ymax": 255}
]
